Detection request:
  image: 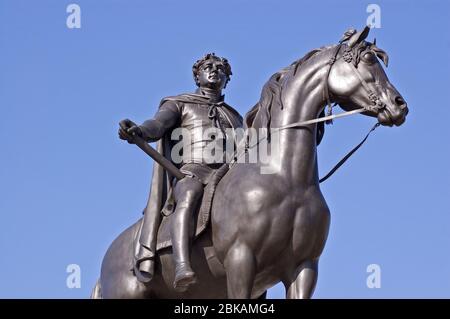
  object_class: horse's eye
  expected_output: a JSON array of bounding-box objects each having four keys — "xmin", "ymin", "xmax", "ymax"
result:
[{"xmin": 362, "ymin": 51, "xmax": 376, "ymax": 63}]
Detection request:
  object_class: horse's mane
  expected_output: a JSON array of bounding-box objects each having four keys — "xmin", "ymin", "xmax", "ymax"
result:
[
  {"xmin": 244, "ymin": 48, "xmax": 323, "ymax": 129},
  {"xmin": 244, "ymin": 47, "xmax": 327, "ymax": 144}
]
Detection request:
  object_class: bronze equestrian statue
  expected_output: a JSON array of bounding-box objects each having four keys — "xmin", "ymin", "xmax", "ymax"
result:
[{"xmin": 92, "ymin": 26, "xmax": 408, "ymax": 299}]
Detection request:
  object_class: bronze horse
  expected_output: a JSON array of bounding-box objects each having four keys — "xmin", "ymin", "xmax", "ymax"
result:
[{"xmin": 92, "ymin": 27, "xmax": 408, "ymax": 299}]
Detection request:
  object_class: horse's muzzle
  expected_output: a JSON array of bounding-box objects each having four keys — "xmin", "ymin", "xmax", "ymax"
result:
[{"xmin": 378, "ymin": 95, "xmax": 408, "ymax": 127}]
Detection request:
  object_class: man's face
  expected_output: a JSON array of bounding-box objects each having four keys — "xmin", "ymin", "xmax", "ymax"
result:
[{"xmin": 196, "ymin": 59, "xmax": 228, "ymax": 90}]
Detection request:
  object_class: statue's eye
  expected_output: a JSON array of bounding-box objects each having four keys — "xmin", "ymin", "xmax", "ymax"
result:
[{"xmin": 362, "ymin": 51, "xmax": 376, "ymax": 63}]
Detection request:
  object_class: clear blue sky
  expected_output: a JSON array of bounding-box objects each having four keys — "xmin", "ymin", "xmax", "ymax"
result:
[{"xmin": 1, "ymin": 0, "xmax": 449, "ymax": 298}]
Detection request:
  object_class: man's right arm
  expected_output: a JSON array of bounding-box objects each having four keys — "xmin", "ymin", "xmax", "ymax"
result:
[{"xmin": 139, "ymin": 100, "xmax": 180, "ymax": 142}]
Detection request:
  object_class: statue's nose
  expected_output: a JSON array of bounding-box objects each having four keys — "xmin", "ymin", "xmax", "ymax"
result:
[
  {"xmin": 395, "ymin": 96, "xmax": 406, "ymax": 107},
  {"xmin": 394, "ymin": 96, "xmax": 408, "ymax": 116}
]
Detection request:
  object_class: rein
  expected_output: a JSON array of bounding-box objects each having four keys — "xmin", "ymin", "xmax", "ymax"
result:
[
  {"xmin": 232, "ymin": 110, "xmax": 380, "ymax": 184},
  {"xmin": 318, "ymin": 122, "xmax": 379, "ymax": 183}
]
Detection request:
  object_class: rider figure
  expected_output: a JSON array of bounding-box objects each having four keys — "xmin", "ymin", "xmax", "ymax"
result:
[{"xmin": 118, "ymin": 53, "xmax": 243, "ymax": 292}]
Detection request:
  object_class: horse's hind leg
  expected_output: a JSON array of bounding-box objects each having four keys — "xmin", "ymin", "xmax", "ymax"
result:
[
  {"xmin": 224, "ymin": 244, "xmax": 256, "ymax": 298},
  {"xmin": 283, "ymin": 259, "xmax": 318, "ymax": 299}
]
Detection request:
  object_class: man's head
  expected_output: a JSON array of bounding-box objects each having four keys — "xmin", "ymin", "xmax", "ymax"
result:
[{"xmin": 192, "ymin": 53, "xmax": 232, "ymax": 90}]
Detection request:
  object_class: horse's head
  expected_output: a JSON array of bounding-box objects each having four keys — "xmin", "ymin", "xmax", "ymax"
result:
[{"xmin": 328, "ymin": 27, "xmax": 408, "ymax": 126}]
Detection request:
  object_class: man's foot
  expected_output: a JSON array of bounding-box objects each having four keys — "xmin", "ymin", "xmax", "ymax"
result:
[{"xmin": 173, "ymin": 262, "xmax": 197, "ymax": 292}]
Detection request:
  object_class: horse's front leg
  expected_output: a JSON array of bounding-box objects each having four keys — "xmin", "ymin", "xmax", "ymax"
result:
[
  {"xmin": 224, "ymin": 243, "xmax": 256, "ymax": 298},
  {"xmin": 283, "ymin": 259, "xmax": 318, "ymax": 299}
]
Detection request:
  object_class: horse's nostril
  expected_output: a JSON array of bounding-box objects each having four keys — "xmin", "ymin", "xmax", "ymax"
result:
[{"xmin": 395, "ymin": 96, "xmax": 405, "ymax": 106}]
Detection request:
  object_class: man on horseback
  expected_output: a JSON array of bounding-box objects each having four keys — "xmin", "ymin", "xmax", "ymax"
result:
[{"xmin": 118, "ymin": 53, "xmax": 243, "ymax": 291}]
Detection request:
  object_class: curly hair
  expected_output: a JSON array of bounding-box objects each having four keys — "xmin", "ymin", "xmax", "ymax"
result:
[{"xmin": 192, "ymin": 53, "xmax": 232, "ymax": 87}]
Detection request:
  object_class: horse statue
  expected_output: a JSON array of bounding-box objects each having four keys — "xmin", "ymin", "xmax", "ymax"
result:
[{"xmin": 92, "ymin": 27, "xmax": 408, "ymax": 299}]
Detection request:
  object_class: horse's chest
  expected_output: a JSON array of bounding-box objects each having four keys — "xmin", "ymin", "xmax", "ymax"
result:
[{"xmin": 289, "ymin": 193, "xmax": 330, "ymax": 260}]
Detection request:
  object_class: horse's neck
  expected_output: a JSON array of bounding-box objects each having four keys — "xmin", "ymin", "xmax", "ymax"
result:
[{"xmin": 268, "ymin": 57, "xmax": 329, "ymax": 185}]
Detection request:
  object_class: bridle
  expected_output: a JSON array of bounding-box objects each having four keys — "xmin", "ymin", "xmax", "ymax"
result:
[
  {"xmin": 232, "ymin": 41, "xmax": 387, "ymax": 183},
  {"xmin": 284, "ymin": 41, "xmax": 387, "ymax": 131}
]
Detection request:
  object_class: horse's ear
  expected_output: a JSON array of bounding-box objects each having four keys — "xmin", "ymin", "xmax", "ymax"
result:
[
  {"xmin": 369, "ymin": 38, "xmax": 389, "ymax": 67},
  {"xmin": 373, "ymin": 46, "xmax": 389, "ymax": 67},
  {"xmin": 348, "ymin": 26, "xmax": 370, "ymax": 48},
  {"xmin": 340, "ymin": 28, "xmax": 357, "ymax": 43}
]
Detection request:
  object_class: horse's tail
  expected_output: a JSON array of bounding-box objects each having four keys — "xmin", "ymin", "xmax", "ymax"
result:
[{"xmin": 90, "ymin": 279, "xmax": 102, "ymax": 299}]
